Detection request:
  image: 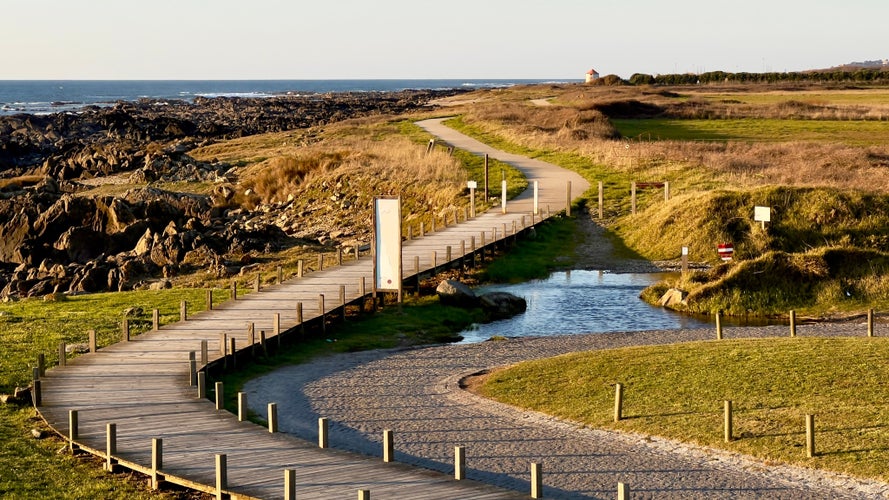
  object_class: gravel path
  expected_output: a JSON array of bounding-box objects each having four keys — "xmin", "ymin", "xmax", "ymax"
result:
[{"xmin": 245, "ymin": 323, "xmax": 889, "ymax": 499}]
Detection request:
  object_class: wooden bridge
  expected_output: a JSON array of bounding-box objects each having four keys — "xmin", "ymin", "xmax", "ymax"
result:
[{"xmin": 36, "ymin": 118, "xmax": 591, "ymax": 499}]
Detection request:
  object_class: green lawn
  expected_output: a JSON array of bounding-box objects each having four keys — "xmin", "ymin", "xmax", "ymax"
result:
[
  {"xmin": 612, "ymin": 118, "xmax": 889, "ymax": 145},
  {"xmin": 478, "ymin": 337, "xmax": 889, "ymax": 481}
]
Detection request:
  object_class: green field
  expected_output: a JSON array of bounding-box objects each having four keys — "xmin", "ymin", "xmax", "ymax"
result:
[
  {"xmin": 477, "ymin": 337, "xmax": 889, "ymax": 481},
  {"xmin": 612, "ymin": 118, "xmax": 889, "ymax": 145}
]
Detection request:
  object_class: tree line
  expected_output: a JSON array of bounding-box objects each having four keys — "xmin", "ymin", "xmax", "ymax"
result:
[{"xmin": 624, "ymin": 69, "xmax": 889, "ymax": 86}]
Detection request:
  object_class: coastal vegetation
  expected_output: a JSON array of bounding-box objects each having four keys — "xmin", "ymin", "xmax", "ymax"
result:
[{"xmin": 474, "ymin": 337, "xmax": 889, "ymax": 482}]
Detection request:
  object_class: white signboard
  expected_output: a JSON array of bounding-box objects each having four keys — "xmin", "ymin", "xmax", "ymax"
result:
[
  {"xmin": 374, "ymin": 197, "xmax": 402, "ymax": 292},
  {"xmin": 754, "ymin": 206, "xmax": 771, "ymax": 223},
  {"xmin": 467, "ymin": 180, "xmax": 477, "ymax": 189}
]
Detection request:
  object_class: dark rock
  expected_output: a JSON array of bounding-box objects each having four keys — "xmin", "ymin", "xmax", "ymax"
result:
[
  {"xmin": 436, "ymin": 280, "xmax": 478, "ymax": 308},
  {"xmin": 479, "ymin": 292, "xmax": 527, "ymax": 321}
]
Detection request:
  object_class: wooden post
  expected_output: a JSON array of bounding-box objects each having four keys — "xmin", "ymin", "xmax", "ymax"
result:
[
  {"xmin": 319, "ymin": 294, "xmax": 326, "ymax": 335},
  {"xmin": 531, "ymin": 462, "xmax": 542, "ymax": 499},
  {"xmin": 32, "ymin": 380, "xmax": 41, "ymax": 407},
  {"xmin": 216, "ymin": 454, "xmax": 228, "ymax": 498},
  {"xmin": 68, "ymin": 409, "xmax": 78, "ymax": 452},
  {"xmin": 806, "ymin": 414, "xmax": 816, "ymax": 458},
  {"xmin": 254, "ymin": 273, "xmax": 261, "ymax": 292},
  {"xmin": 152, "ymin": 438, "xmax": 163, "ymax": 490},
  {"xmin": 105, "ymin": 423, "xmax": 118, "ymax": 472},
  {"xmin": 32, "ymin": 366, "xmax": 39, "ymax": 384},
  {"xmin": 614, "ymin": 383, "xmax": 624, "ymax": 422},
  {"xmin": 455, "ymin": 446, "xmax": 465, "ymax": 480},
  {"xmin": 180, "ymin": 300, "xmax": 187, "ymax": 322},
  {"xmin": 431, "ymin": 215, "xmax": 436, "ymax": 233},
  {"xmin": 297, "ymin": 259, "xmax": 304, "ymax": 278},
  {"xmin": 206, "ymin": 288, "xmax": 213, "ymax": 311},
  {"xmin": 122, "ymin": 318, "xmax": 130, "ymax": 342},
  {"xmin": 598, "ymin": 181, "xmax": 604, "ymax": 219},
  {"xmin": 198, "ymin": 372, "xmax": 206, "ymax": 399},
  {"xmin": 432, "ymin": 251, "xmax": 437, "ymax": 275},
  {"xmin": 484, "ymin": 153, "xmax": 489, "ymax": 200},
  {"xmin": 277, "ymin": 264, "xmax": 283, "ymax": 284},
  {"xmin": 297, "ymin": 302, "xmax": 304, "ymax": 335},
  {"xmin": 238, "ymin": 392, "xmax": 247, "ymax": 422},
  {"xmin": 260, "ymin": 330, "xmax": 268, "ymax": 357},
  {"xmin": 631, "ymin": 181, "xmax": 637, "ymax": 215},
  {"xmin": 724, "ymin": 400, "xmax": 733, "ymax": 442},
  {"xmin": 420, "ymin": 221, "xmax": 425, "ymax": 237},
  {"xmin": 268, "ymin": 402, "xmax": 278, "ymax": 433},
  {"xmin": 407, "ymin": 225, "xmax": 413, "ymax": 241},
  {"xmin": 88, "ymin": 329, "xmax": 97, "ymax": 353},
  {"xmin": 358, "ymin": 490, "xmax": 370, "ymax": 500},
  {"xmin": 383, "ymin": 429, "xmax": 394, "ymax": 462},
  {"xmin": 664, "ymin": 181, "xmax": 671, "ymax": 201},
  {"xmin": 414, "ymin": 256, "xmax": 421, "ymax": 295},
  {"xmin": 319, "ymin": 417, "xmax": 329, "ymax": 448},
  {"xmin": 566, "ymin": 180, "xmax": 572, "ymax": 217},
  {"xmin": 318, "ymin": 253, "xmax": 324, "ymax": 271},
  {"xmin": 337, "ymin": 247, "xmax": 343, "ymax": 266},
  {"xmin": 617, "ymin": 482, "xmax": 630, "ymax": 500},
  {"xmin": 37, "ymin": 353, "xmax": 45, "ymax": 377},
  {"xmin": 868, "ymin": 308, "xmax": 874, "ymax": 337},
  {"xmin": 188, "ymin": 351, "xmax": 197, "ymax": 386},
  {"xmin": 58, "ymin": 342, "xmax": 66, "ymax": 367},
  {"xmin": 284, "ymin": 469, "xmax": 296, "ymax": 500},
  {"xmin": 231, "ymin": 281, "xmax": 237, "ymax": 300},
  {"xmin": 716, "ymin": 311, "xmax": 723, "ymax": 340},
  {"xmin": 446, "ymin": 245, "xmax": 452, "ymax": 263},
  {"xmin": 153, "ymin": 308, "xmax": 160, "ymax": 330},
  {"xmin": 219, "ymin": 333, "xmax": 227, "ymax": 356},
  {"xmin": 340, "ymin": 285, "xmax": 347, "ymax": 322},
  {"xmin": 681, "ymin": 246, "xmax": 689, "ymax": 274},
  {"xmin": 201, "ymin": 339, "xmax": 208, "ymax": 366},
  {"xmin": 790, "ymin": 310, "xmax": 797, "ymax": 337},
  {"xmin": 274, "ymin": 312, "xmax": 281, "ymax": 336},
  {"xmin": 215, "ymin": 382, "xmax": 224, "ymax": 410},
  {"xmin": 230, "ymin": 337, "xmax": 236, "ymax": 368}
]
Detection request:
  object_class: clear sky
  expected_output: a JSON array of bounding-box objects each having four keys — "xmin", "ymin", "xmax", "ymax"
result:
[{"xmin": 2, "ymin": 0, "xmax": 886, "ymax": 80}]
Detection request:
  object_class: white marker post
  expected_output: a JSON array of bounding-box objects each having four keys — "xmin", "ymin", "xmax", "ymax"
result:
[
  {"xmin": 681, "ymin": 246, "xmax": 689, "ymax": 274},
  {"xmin": 501, "ymin": 179, "xmax": 508, "ymax": 214},
  {"xmin": 373, "ymin": 197, "xmax": 403, "ymax": 303},
  {"xmin": 533, "ymin": 180, "xmax": 539, "ymax": 215},
  {"xmin": 468, "ymin": 180, "xmax": 477, "ymax": 218}
]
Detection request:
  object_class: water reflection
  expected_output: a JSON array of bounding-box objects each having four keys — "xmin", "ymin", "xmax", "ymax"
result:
[{"xmin": 459, "ymin": 270, "xmax": 711, "ymax": 344}]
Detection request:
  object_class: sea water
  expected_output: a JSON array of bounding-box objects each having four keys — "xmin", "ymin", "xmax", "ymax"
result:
[{"xmin": 0, "ymin": 79, "xmax": 567, "ymax": 116}]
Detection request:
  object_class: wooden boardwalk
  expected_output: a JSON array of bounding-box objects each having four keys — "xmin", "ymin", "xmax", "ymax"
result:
[{"xmin": 37, "ymin": 118, "xmax": 590, "ymax": 499}]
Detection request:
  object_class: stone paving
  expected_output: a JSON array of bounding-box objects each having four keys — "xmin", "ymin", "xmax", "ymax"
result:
[{"xmin": 246, "ymin": 323, "xmax": 889, "ymax": 499}]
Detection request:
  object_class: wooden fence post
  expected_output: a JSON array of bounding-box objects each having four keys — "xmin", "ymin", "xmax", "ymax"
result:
[
  {"xmin": 105, "ymin": 423, "xmax": 118, "ymax": 472},
  {"xmin": 318, "ymin": 253, "xmax": 324, "ymax": 271},
  {"xmin": 284, "ymin": 469, "xmax": 296, "ymax": 500},
  {"xmin": 868, "ymin": 308, "xmax": 874, "ymax": 337},
  {"xmin": 32, "ymin": 380, "xmax": 41, "ymax": 406},
  {"xmin": 216, "ymin": 454, "xmax": 227, "ymax": 498},
  {"xmin": 153, "ymin": 308, "xmax": 160, "ymax": 330},
  {"xmin": 197, "ymin": 372, "xmax": 206, "ymax": 399},
  {"xmin": 297, "ymin": 259, "xmax": 304, "ymax": 278},
  {"xmin": 152, "ymin": 438, "xmax": 163, "ymax": 490},
  {"xmin": 255, "ymin": 273, "xmax": 261, "ymax": 292},
  {"xmin": 566, "ymin": 181, "xmax": 572, "ymax": 217},
  {"xmin": 215, "ymin": 382, "xmax": 224, "ymax": 411},
  {"xmin": 206, "ymin": 288, "xmax": 213, "ymax": 311},
  {"xmin": 277, "ymin": 264, "xmax": 283, "ymax": 284},
  {"xmin": 631, "ymin": 181, "xmax": 637, "ymax": 215},
  {"xmin": 716, "ymin": 311, "xmax": 723, "ymax": 340},
  {"xmin": 383, "ymin": 429, "xmax": 394, "ymax": 462},
  {"xmin": 122, "ymin": 318, "xmax": 130, "ymax": 342},
  {"xmin": 790, "ymin": 310, "xmax": 797, "ymax": 337},
  {"xmin": 180, "ymin": 300, "xmax": 187, "ymax": 322},
  {"xmin": 598, "ymin": 181, "xmax": 604, "ymax": 219},
  {"xmin": 37, "ymin": 353, "xmax": 45, "ymax": 377},
  {"xmin": 68, "ymin": 409, "xmax": 78, "ymax": 452},
  {"xmin": 188, "ymin": 351, "xmax": 197, "ymax": 386},
  {"xmin": 88, "ymin": 329, "xmax": 97, "ymax": 353},
  {"xmin": 614, "ymin": 383, "xmax": 624, "ymax": 422},
  {"xmin": 319, "ymin": 294, "xmax": 326, "ymax": 335},
  {"xmin": 531, "ymin": 462, "xmax": 542, "ymax": 499},
  {"xmin": 617, "ymin": 482, "xmax": 630, "ymax": 500},
  {"xmin": 231, "ymin": 281, "xmax": 238, "ymax": 300},
  {"xmin": 319, "ymin": 417, "xmax": 329, "ymax": 448},
  {"xmin": 455, "ymin": 446, "xmax": 465, "ymax": 480},
  {"xmin": 806, "ymin": 414, "xmax": 816, "ymax": 458},
  {"xmin": 274, "ymin": 313, "xmax": 281, "ymax": 336},
  {"xmin": 238, "ymin": 392, "xmax": 247, "ymax": 422},
  {"xmin": 59, "ymin": 342, "xmax": 66, "ymax": 366},
  {"xmin": 201, "ymin": 339, "xmax": 208, "ymax": 366},
  {"xmin": 340, "ymin": 285, "xmax": 347, "ymax": 322},
  {"xmin": 297, "ymin": 302, "xmax": 304, "ymax": 335},
  {"xmin": 268, "ymin": 402, "xmax": 278, "ymax": 433},
  {"xmin": 358, "ymin": 490, "xmax": 370, "ymax": 500},
  {"xmin": 724, "ymin": 400, "xmax": 733, "ymax": 442}
]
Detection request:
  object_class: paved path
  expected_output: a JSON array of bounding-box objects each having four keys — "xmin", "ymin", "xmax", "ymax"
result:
[
  {"xmin": 246, "ymin": 122, "xmax": 889, "ymax": 499},
  {"xmin": 35, "ymin": 118, "xmax": 588, "ymax": 499}
]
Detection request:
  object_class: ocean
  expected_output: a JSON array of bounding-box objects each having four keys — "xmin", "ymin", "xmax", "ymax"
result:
[{"xmin": 0, "ymin": 79, "xmax": 567, "ymax": 116}]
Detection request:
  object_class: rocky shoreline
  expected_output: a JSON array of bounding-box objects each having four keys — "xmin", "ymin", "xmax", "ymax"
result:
[{"xmin": 0, "ymin": 89, "xmax": 465, "ymax": 300}]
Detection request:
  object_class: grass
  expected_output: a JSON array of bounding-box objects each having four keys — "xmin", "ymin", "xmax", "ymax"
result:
[
  {"xmin": 611, "ymin": 118, "xmax": 889, "ymax": 146},
  {"xmin": 0, "ymin": 289, "xmax": 222, "ymax": 499},
  {"xmin": 476, "ymin": 337, "xmax": 889, "ymax": 482},
  {"xmin": 480, "ymin": 215, "xmax": 581, "ymax": 282}
]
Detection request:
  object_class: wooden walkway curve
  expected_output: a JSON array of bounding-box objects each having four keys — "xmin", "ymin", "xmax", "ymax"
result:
[{"xmin": 36, "ymin": 118, "xmax": 590, "ymax": 499}]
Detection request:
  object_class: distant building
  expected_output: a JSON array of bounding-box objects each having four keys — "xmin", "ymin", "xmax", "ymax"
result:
[{"xmin": 585, "ymin": 68, "xmax": 600, "ymax": 83}]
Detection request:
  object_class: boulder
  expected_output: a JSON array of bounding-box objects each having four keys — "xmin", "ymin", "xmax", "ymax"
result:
[
  {"xmin": 658, "ymin": 288, "xmax": 688, "ymax": 307},
  {"xmin": 436, "ymin": 280, "xmax": 478, "ymax": 308},
  {"xmin": 479, "ymin": 292, "xmax": 527, "ymax": 321}
]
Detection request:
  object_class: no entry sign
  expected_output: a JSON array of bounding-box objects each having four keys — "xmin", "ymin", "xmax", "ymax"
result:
[{"xmin": 717, "ymin": 243, "xmax": 734, "ymax": 261}]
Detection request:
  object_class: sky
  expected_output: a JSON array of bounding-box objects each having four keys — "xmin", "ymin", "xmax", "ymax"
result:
[{"xmin": 2, "ymin": 0, "xmax": 887, "ymax": 80}]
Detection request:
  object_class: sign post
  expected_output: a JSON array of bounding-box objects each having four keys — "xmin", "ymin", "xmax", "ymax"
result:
[
  {"xmin": 717, "ymin": 243, "xmax": 734, "ymax": 262},
  {"xmin": 754, "ymin": 206, "xmax": 771, "ymax": 230},
  {"xmin": 681, "ymin": 246, "xmax": 689, "ymax": 274},
  {"xmin": 533, "ymin": 181, "xmax": 539, "ymax": 215},
  {"xmin": 373, "ymin": 197, "xmax": 403, "ymax": 303}
]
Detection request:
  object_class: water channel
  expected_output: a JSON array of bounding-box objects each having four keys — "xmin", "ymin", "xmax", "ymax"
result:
[{"xmin": 459, "ymin": 270, "xmax": 711, "ymax": 343}]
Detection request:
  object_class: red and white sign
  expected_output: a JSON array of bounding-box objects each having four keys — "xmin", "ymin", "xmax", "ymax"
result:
[{"xmin": 717, "ymin": 243, "xmax": 734, "ymax": 261}]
